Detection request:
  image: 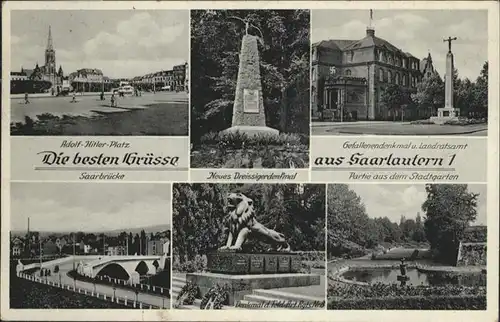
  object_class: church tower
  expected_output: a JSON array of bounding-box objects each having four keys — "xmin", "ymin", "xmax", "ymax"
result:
[
  {"xmin": 45, "ymin": 26, "xmax": 56, "ymax": 85},
  {"xmin": 421, "ymin": 52, "xmax": 438, "ymax": 80}
]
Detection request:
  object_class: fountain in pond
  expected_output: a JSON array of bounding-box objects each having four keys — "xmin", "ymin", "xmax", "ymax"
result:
[{"xmin": 397, "ymin": 258, "xmax": 410, "ymax": 286}]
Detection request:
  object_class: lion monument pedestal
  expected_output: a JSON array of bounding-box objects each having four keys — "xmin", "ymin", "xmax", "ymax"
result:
[{"xmin": 186, "ymin": 193, "xmax": 320, "ymax": 306}]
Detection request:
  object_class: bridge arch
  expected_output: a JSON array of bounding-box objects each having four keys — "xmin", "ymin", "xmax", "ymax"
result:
[
  {"xmin": 95, "ymin": 263, "xmax": 130, "ymax": 280},
  {"xmin": 135, "ymin": 260, "xmax": 149, "ymax": 275}
]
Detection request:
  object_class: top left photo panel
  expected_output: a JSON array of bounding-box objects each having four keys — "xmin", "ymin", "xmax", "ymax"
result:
[{"xmin": 9, "ymin": 10, "xmax": 189, "ymax": 136}]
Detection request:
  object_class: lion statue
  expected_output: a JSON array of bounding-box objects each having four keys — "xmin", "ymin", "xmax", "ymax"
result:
[{"xmin": 219, "ymin": 192, "xmax": 291, "ymax": 252}]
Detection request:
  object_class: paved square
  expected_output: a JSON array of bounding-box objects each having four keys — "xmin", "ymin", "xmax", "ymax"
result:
[
  {"xmin": 11, "ymin": 92, "xmax": 188, "ymax": 136},
  {"xmin": 312, "ymin": 121, "xmax": 487, "ymax": 136}
]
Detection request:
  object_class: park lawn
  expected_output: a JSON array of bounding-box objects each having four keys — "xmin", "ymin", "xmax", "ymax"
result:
[
  {"xmin": 10, "ymin": 276, "xmax": 129, "ymax": 309},
  {"xmin": 11, "ymin": 103, "xmax": 188, "ymax": 136},
  {"xmin": 190, "ymin": 145, "xmax": 309, "ymax": 168}
]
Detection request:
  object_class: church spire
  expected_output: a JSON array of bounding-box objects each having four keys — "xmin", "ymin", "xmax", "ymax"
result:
[{"xmin": 47, "ymin": 25, "xmax": 53, "ymax": 50}]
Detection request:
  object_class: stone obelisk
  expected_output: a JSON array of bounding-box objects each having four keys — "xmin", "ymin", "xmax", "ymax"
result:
[
  {"xmin": 223, "ymin": 33, "xmax": 279, "ymax": 137},
  {"xmin": 444, "ymin": 50, "xmax": 454, "ymax": 109},
  {"xmin": 432, "ymin": 36, "xmax": 460, "ymax": 124}
]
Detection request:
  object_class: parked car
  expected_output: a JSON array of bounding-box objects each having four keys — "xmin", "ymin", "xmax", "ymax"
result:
[{"xmin": 56, "ymin": 89, "xmax": 70, "ymax": 97}]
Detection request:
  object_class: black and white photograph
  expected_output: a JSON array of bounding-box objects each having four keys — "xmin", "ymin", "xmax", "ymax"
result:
[
  {"xmin": 10, "ymin": 10, "xmax": 188, "ymax": 136},
  {"xmin": 327, "ymin": 183, "xmax": 487, "ymax": 310},
  {"xmin": 172, "ymin": 183, "xmax": 326, "ymax": 309},
  {"xmin": 311, "ymin": 10, "xmax": 488, "ymax": 136},
  {"xmin": 190, "ymin": 10, "xmax": 310, "ymax": 168},
  {"xmin": 10, "ymin": 183, "xmax": 172, "ymax": 309}
]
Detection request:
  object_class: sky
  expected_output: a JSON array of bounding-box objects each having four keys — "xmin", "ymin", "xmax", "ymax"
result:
[
  {"xmin": 10, "ymin": 183, "xmax": 171, "ymax": 232},
  {"xmin": 11, "ymin": 10, "xmax": 189, "ymax": 79},
  {"xmin": 312, "ymin": 9, "xmax": 488, "ymax": 81},
  {"xmin": 346, "ymin": 184, "xmax": 487, "ymax": 225}
]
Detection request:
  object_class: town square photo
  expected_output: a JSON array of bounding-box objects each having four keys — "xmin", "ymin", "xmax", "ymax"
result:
[
  {"xmin": 190, "ymin": 10, "xmax": 310, "ymax": 168},
  {"xmin": 172, "ymin": 183, "xmax": 326, "ymax": 309},
  {"xmin": 9, "ymin": 10, "xmax": 189, "ymax": 136},
  {"xmin": 327, "ymin": 183, "xmax": 487, "ymax": 310},
  {"xmin": 10, "ymin": 182, "xmax": 172, "ymax": 309},
  {"xmin": 311, "ymin": 10, "xmax": 488, "ymax": 136}
]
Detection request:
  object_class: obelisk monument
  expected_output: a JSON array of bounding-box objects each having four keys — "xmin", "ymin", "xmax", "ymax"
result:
[
  {"xmin": 223, "ymin": 20, "xmax": 279, "ymax": 137},
  {"xmin": 432, "ymin": 36, "xmax": 460, "ymax": 124}
]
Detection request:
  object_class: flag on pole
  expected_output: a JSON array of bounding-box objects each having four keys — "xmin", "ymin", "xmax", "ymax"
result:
[{"xmin": 370, "ymin": 9, "xmax": 373, "ymax": 20}]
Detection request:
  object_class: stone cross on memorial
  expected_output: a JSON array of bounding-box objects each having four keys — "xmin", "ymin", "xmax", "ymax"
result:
[
  {"xmin": 222, "ymin": 17, "xmax": 279, "ymax": 137},
  {"xmin": 444, "ymin": 36, "xmax": 457, "ymax": 53}
]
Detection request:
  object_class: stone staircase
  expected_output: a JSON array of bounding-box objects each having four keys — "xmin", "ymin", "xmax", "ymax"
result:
[{"xmin": 172, "ymin": 275, "xmax": 324, "ymax": 310}]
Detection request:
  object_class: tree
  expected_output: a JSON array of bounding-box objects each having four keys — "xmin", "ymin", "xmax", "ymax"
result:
[
  {"xmin": 455, "ymin": 78, "xmax": 475, "ymax": 116},
  {"xmin": 140, "ymin": 230, "xmax": 147, "ymax": 255},
  {"xmin": 133, "ymin": 234, "xmax": 140, "ymax": 255},
  {"xmin": 380, "ymin": 85, "xmax": 404, "ymax": 121},
  {"xmin": 128, "ymin": 233, "xmax": 133, "ymax": 255},
  {"xmin": 380, "ymin": 84, "xmax": 414, "ymax": 121},
  {"xmin": 173, "ymin": 183, "xmax": 228, "ymax": 262},
  {"xmin": 413, "ymin": 212, "xmax": 426, "ymax": 242},
  {"xmin": 118, "ymin": 231, "xmax": 128, "ymax": 245},
  {"xmin": 327, "ymin": 184, "xmax": 376, "ymax": 258},
  {"xmin": 412, "ymin": 73, "xmax": 444, "ymax": 117},
  {"xmin": 400, "ymin": 218, "xmax": 417, "ymax": 242},
  {"xmin": 422, "ymin": 184, "xmax": 479, "ymax": 265},
  {"xmin": 473, "ymin": 61, "xmax": 488, "ymax": 118},
  {"xmin": 374, "ymin": 217, "xmax": 402, "ymax": 243}
]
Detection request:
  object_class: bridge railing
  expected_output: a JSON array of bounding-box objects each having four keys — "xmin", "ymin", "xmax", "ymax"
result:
[
  {"xmin": 69, "ymin": 271, "xmax": 170, "ymax": 298},
  {"xmin": 16, "ymin": 272, "xmax": 165, "ymax": 309},
  {"xmin": 97, "ymin": 275, "xmax": 170, "ymax": 297}
]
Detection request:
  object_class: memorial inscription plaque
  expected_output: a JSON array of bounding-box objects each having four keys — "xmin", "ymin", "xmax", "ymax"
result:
[
  {"xmin": 243, "ymin": 89, "xmax": 260, "ymax": 113},
  {"xmin": 278, "ymin": 256, "xmax": 291, "ymax": 272},
  {"xmin": 264, "ymin": 255, "xmax": 278, "ymax": 273},
  {"xmin": 250, "ymin": 255, "xmax": 265, "ymax": 274}
]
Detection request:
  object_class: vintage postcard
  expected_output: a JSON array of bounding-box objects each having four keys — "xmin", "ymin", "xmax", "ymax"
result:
[{"xmin": 1, "ymin": 1, "xmax": 498, "ymax": 322}]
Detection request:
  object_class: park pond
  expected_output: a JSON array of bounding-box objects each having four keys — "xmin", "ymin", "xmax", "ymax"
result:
[{"xmin": 341, "ymin": 266, "xmax": 486, "ymax": 287}]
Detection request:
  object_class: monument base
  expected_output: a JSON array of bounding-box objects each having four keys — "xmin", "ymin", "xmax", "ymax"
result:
[
  {"xmin": 222, "ymin": 125, "xmax": 279, "ymax": 138},
  {"xmin": 186, "ymin": 272, "xmax": 320, "ymax": 305},
  {"xmin": 207, "ymin": 251, "xmax": 301, "ymax": 274},
  {"xmin": 430, "ymin": 107, "xmax": 460, "ymax": 125}
]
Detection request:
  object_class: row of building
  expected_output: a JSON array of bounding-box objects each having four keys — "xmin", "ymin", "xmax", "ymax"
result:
[
  {"xmin": 130, "ymin": 63, "xmax": 189, "ymax": 92},
  {"xmin": 10, "ymin": 26, "xmax": 188, "ymax": 94},
  {"xmin": 10, "ymin": 231, "xmax": 170, "ymax": 258}
]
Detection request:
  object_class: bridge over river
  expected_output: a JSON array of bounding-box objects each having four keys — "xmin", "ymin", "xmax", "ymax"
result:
[{"xmin": 17, "ymin": 255, "xmax": 171, "ymax": 308}]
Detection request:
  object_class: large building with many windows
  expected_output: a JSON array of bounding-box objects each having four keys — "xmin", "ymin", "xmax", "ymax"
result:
[{"xmin": 312, "ymin": 26, "xmax": 436, "ymax": 121}]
